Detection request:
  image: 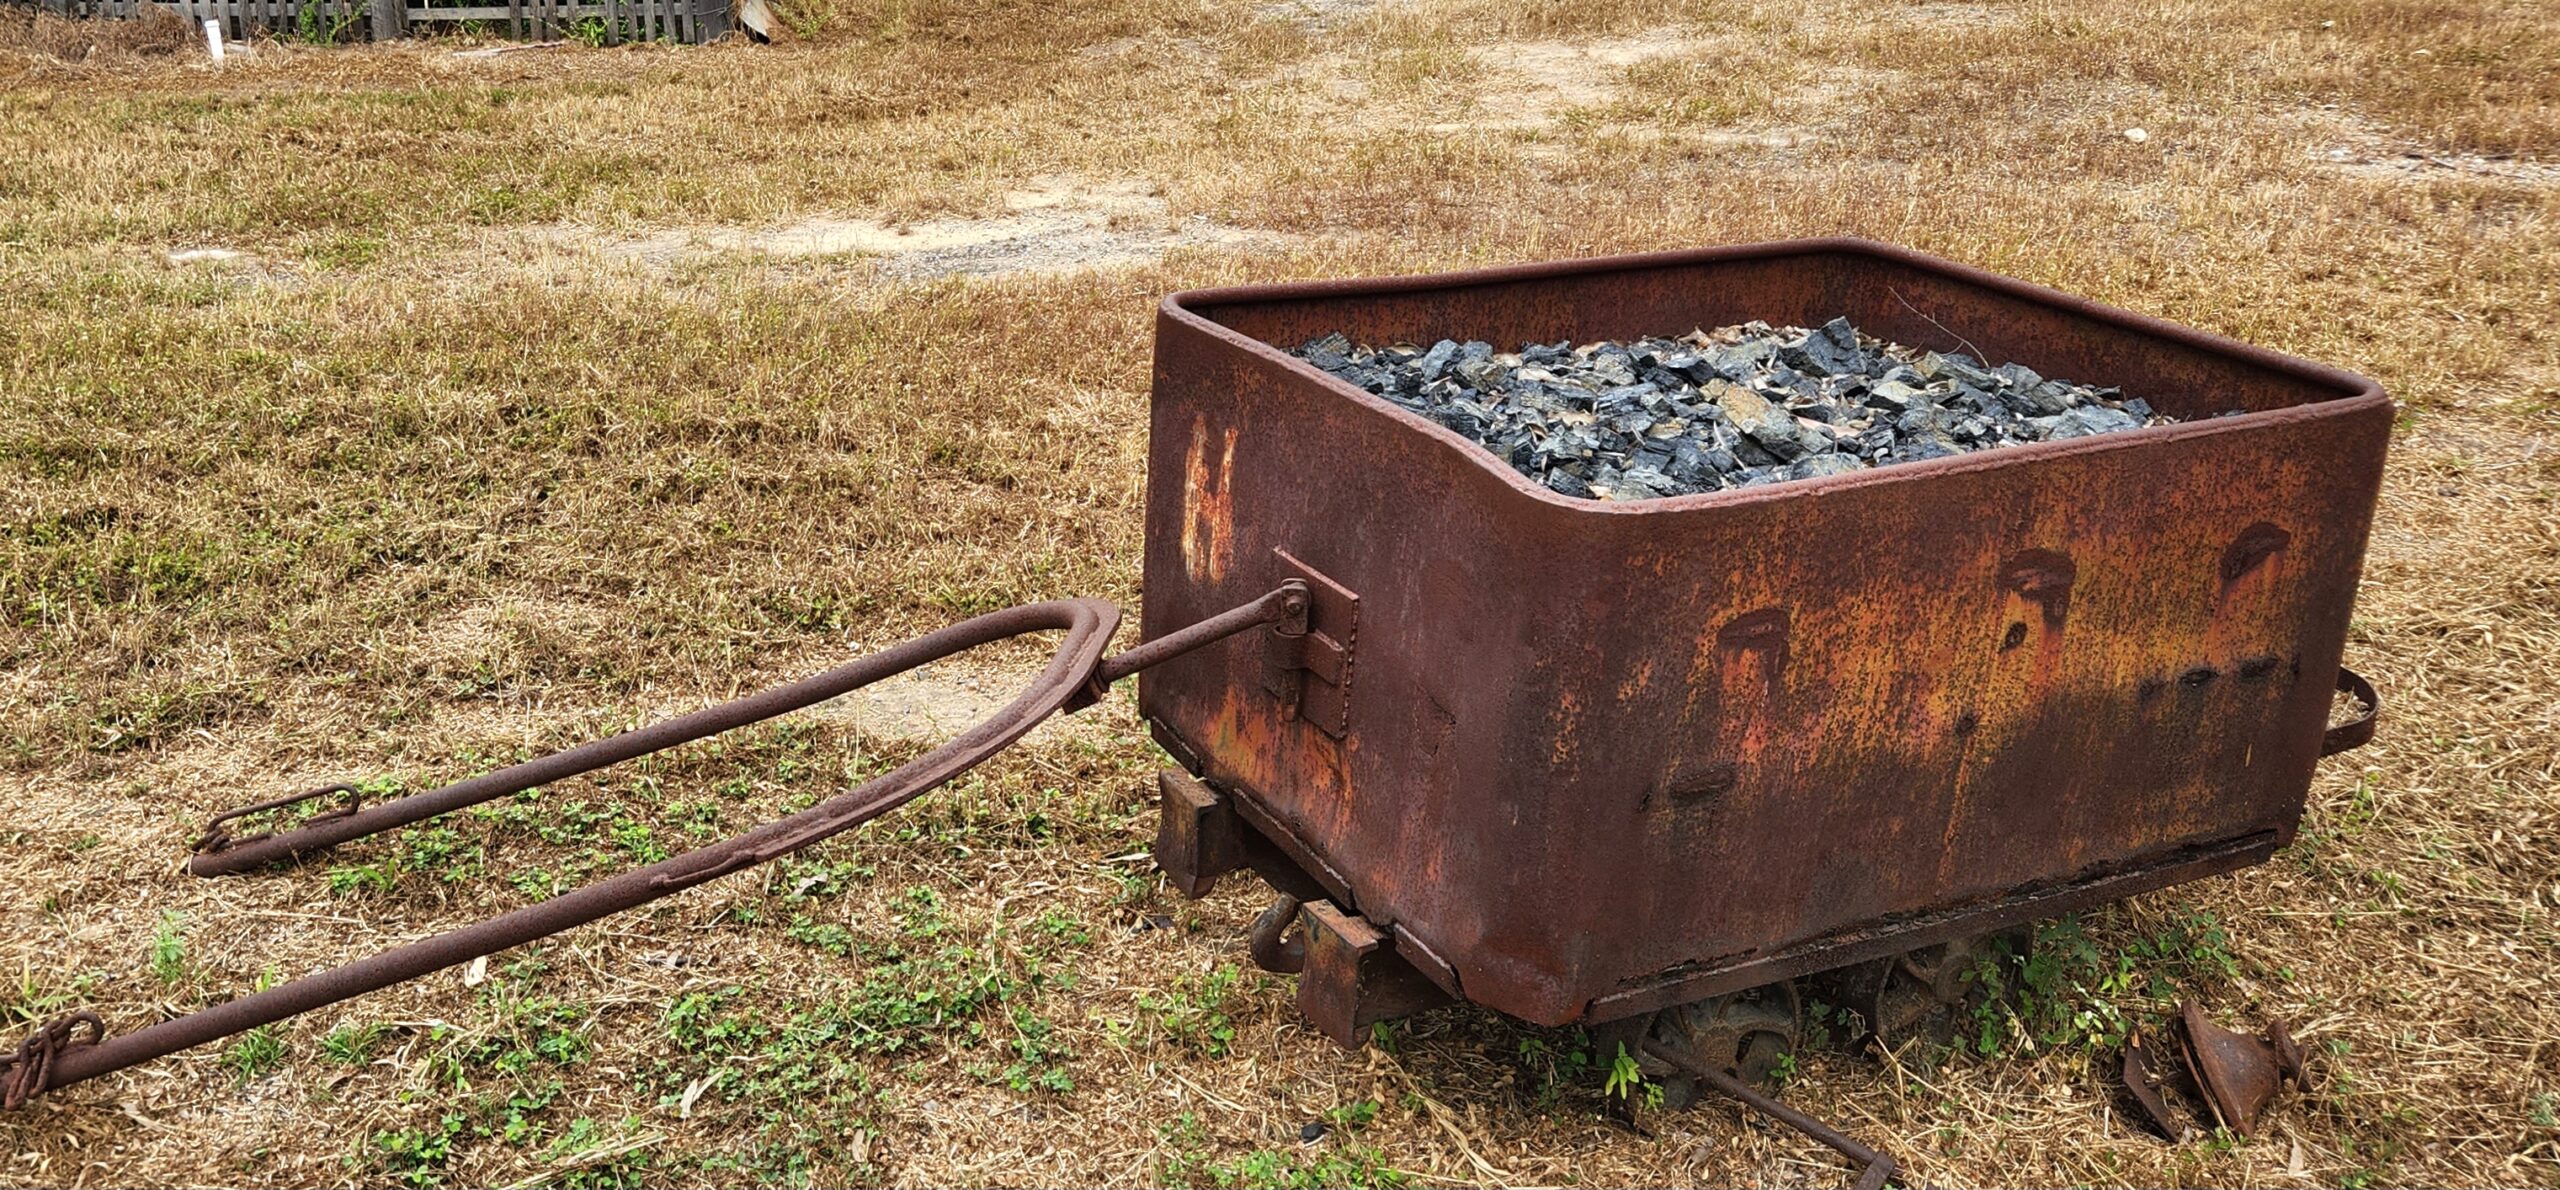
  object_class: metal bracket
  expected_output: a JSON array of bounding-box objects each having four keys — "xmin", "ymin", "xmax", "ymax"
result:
[
  {"xmin": 1266, "ymin": 548, "xmax": 1358, "ymax": 739},
  {"xmin": 1295, "ymin": 900, "xmax": 1450, "ymax": 1046},
  {"xmin": 1153, "ymin": 768, "xmax": 1243, "ymax": 898}
]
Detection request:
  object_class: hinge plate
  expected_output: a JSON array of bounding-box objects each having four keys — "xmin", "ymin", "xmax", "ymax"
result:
[{"xmin": 1266, "ymin": 548, "xmax": 1357, "ymax": 739}]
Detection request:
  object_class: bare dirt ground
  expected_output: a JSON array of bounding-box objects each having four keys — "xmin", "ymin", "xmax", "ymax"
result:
[
  {"xmin": 1, "ymin": 0, "xmax": 2555, "ymax": 1186},
  {"xmin": 577, "ymin": 178, "xmax": 1276, "ymax": 278}
]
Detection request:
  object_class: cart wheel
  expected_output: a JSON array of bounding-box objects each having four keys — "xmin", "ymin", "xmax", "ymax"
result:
[
  {"xmin": 1640, "ymin": 981, "xmax": 1803, "ymax": 1105},
  {"xmin": 1810, "ymin": 927, "xmax": 2026, "ymax": 1052}
]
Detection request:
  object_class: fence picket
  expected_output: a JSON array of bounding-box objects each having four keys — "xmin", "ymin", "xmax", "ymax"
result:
[{"xmin": 40, "ymin": 0, "xmax": 721, "ymax": 44}]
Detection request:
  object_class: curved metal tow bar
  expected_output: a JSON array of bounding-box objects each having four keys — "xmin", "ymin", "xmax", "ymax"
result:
[{"xmin": 1, "ymin": 585, "xmax": 1305, "ymax": 1107}]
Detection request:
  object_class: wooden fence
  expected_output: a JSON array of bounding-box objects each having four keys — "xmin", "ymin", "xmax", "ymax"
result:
[{"xmin": 24, "ymin": 0, "xmax": 733, "ymax": 45}]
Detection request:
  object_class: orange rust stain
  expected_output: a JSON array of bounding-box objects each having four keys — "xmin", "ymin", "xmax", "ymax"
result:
[
  {"xmin": 1181, "ymin": 415, "xmax": 1236, "ymax": 584},
  {"xmin": 1676, "ymin": 621, "xmax": 1724, "ymax": 723},
  {"xmin": 1549, "ymin": 689, "xmax": 1583, "ymax": 768},
  {"xmin": 1616, "ymin": 657, "xmax": 1656, "ymax": 702},
  {"xmin": 1205, "ymin": 676, "xmax": 1354, "ymax": 837}
]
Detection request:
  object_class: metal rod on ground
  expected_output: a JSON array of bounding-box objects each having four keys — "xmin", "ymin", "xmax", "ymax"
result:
[{"xmin": 1643, "ymin": 1042, "xmax": 1900, "ymax": 1190}]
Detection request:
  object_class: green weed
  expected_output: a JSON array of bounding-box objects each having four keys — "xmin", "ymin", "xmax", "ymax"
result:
[
  {"xmin": 402, "ymin": 825, "xmax": 484, "ymax": 883},
  {"xmin": 1035, "ymin": 909, "xmax": 1091, "ymax": 948},
  {"xmin": 1323, "ymin": 1099, "xmax": 1381, "ymax": 1130},
  {"xmin": 4, "ymin": 969, "xmax": 101, "ymax": 1027},
  {"xmin": 328, "ymin": 862, "xmax": 396, "ymax": 897},
  {"xmin": 149, "ymin": 911, "xmax": 186, "ymax": 985},
  {"xmin": 1967, "ymin": 909, "xmax": 2242, "ymax": 1056},
  {"xmin": 976, "ymin": 1007, "xmax": 1074, "ymax": 1094},
  {"xmin": 223, "ymin": 1025, "xmax": 287, "ymax": 1082},
  {"xmin": 451, "ymin": 985, "xmax": 594, "ymax": 1075},
  {"xmin": 1137, "ymin": 964, "xmax": 1244, "ymax": 1057},
  {"xmin": 322, "ymin": 1021, "xmax": 392, "ymax": 1065},
  {"xmin": 1210, "ymin": 1145, "xmax": 1408, "ymax": 1189},
  {"xmin": 1603, "ymin": 1043, "xmax": 1662, "ymax": 1110},
  {"xmin": 1156, "ymin": 1111, "xmax": 1212, "ymax": 1184},
  {"xmin": 1514, "ymin": 1030, "xmax": 1599, "ymax": 1109},
  {"xmin": 290, "ymin": 3, "xmax": 360, "ymax": 42},
  {"xmin": 784, "ymin": 915, "xmax": 856, "ymax": 956},
  {"xmin": 366, "ymin": 1113, "xmax": 468, "ymax": 1186},
  {"xmin": 541, "ymin": 1116, "xmax": 653, "ymax": 1189}
]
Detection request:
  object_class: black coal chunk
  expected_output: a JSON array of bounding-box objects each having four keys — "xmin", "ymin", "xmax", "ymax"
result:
[
  {"xmin": 1781, "ymin": 317, "xmax": 1866, "ymax": 377},
  {"xmin": 1286, "ymin": 318, "xmax": 2179, "ymax": 501},
  {"xmin": 1298, "ymin": 332, "xmax": 1353, "ymax": 372}
]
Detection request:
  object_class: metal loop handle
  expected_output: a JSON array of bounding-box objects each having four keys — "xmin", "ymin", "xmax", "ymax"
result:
[
  {"xmin": 1, "ymin": 1012, "xmax": 103, "ymax": 1112},
  {"xmin": 191, "ymin": 783, "xmax": 362, "ymax": 855},
  {"xmin": 11, "ymin": 598, "xmax": 1121, "ymax": 1106},
  {"xmin": 188, "ymin": 600, "xmax": 1144, "ymax": 876},
  {"xmin": 1247, "ymin": 894, "xmax": 1307, "ymax": 974},
  {"xmin": 2321, "ymin": 666, "xmax": 2380, "ymax": 757}
]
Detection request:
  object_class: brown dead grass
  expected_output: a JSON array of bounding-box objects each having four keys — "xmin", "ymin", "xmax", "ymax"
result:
[
  {"xmin": 0, "ymin": 8, "xmax": 195, "ymax": 68},
  {"xmin": 1, "ymin": 0, "xmax": 2557, "ymax": 1186}
]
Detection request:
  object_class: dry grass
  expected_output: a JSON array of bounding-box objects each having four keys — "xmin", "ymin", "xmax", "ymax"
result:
[
  {"xmin": 0, "ymin": 7, "xmax": 195, "ymax": 68},
  {"xmin": 1, "ymin": 0, "xmax": 2556, "ymax": 1185}
]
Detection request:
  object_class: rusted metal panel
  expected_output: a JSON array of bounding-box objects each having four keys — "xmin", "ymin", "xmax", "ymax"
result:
[{"xmin": 1139, "ymin": 238, "xmax": 2391, "ymax": 1027}]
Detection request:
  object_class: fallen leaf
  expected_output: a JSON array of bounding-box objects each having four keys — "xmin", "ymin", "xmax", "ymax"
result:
[{"xmin": 679, "ymin": 1072, "xmax": 718, "ymax": 1118}]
